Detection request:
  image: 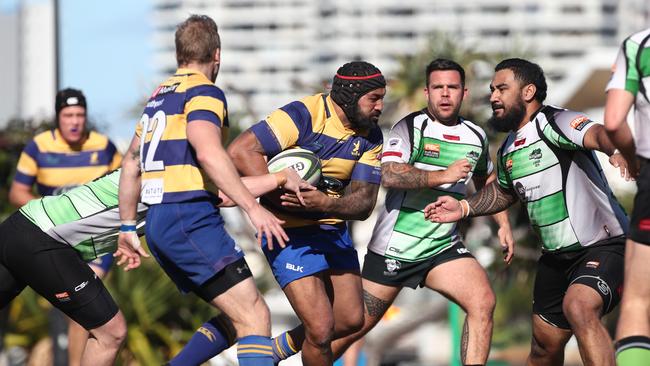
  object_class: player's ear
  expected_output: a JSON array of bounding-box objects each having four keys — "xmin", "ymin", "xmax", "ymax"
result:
[
  {"xmin": 522, "ymin": 83, "xmax": 536, "ymax": 103},
  {"xmin": 214, "ymin": 48, "xmax": 221, "ymax": 65}
]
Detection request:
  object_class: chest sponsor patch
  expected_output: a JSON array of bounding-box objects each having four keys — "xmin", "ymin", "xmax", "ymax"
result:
[
  {"xmin": 423, "ymin": 143, "xmax": 440, "ymax": 158},
  {"xmin": 443, "ymin": 134, "xmax": 460, "ymax": 141}
]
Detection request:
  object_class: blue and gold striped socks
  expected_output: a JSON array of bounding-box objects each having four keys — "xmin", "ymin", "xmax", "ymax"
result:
[
  {"xmin": 271, "ymin": 331, "xmax": 299, "ymax": 364},
  {"xmin": 238, "ymin": 335, "xmax": 274, "ymax": 366}
]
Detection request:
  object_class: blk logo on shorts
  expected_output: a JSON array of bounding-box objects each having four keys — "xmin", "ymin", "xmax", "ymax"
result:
[
  {"xmin": 597, "ymin": 280, "xmax": 610, "ymax": 296},
  {"xmin": 286, "ymin": 263, "xmax": 304, "ymax": 272}
]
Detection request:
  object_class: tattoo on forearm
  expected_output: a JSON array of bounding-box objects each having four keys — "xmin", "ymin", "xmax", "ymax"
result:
[
  {"xmin": 363, "ymin": 290, "xmax": 390, "ymax": 318},
  {"xmin": 326, "ymin": 181, "xmax": 378, "ymax": 220},
  {"xmin": 467, "ymin": 181, "xmax": 517, "ymax": 217},
  {"xmin": 382, "ymin": 162, "xmax": 430, "ymax": 189},
  {"xmin": 461, "ymin": 320, "xmax": 469, "ymax": 364},
  {"xmin": 130, "ymin": 145, "xmax": 140, "ymax": 161}
]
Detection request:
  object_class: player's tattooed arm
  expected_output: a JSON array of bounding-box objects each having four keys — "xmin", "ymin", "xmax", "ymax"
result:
[
  {"xmin": 227, "ymin": 130, "xmax": 269, "ymax": 176},
  {"xmin": 324, "ymin": 180, "xmax": 379, "ymax": 220},
  {"xmin": 381, "ymin": 160, "xmax": 470, "ymax": 189},
  {"xmin": 363, "ymin": 290, "xmax": 391, "ymax": 318},
  {"xmin": 467, "ymin": 180, "xmax": 518, "ymax": 217}
]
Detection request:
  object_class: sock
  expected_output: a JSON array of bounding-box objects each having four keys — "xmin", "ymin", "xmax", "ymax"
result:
[
  {"xmin": 271, "ymin": 331, "xmax": 299, "ymax": 364},
  {"xmin": 615, "ymin": 336, "xmax": 650, "ymax": 366},
  {"xmin": 169, "ymin": 316, "xmax": 235, "ymax": 366},
  {"xmin": 238, "ymin": 335, "xmax": 274, "ymax": 366}
]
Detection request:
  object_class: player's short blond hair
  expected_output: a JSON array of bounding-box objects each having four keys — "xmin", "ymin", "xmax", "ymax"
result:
[{"xmin": 175, "ymin": 14, "xmax": 221, "ymax": 66}]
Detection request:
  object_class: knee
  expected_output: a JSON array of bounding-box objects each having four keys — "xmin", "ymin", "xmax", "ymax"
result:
[
  {"xmin": 562, "ymin": 297, "xmax": 599, "ymax": 329},
  {"xmin": 98, "ymin": 313, "xmax": 127, "ymax": 350},
  {"xmin": 241, "ymin": 294, "xmax": 271, "ymax": 331},
  {"xmin": 304, "ymin": 319, "xmax": 335, "ymax": 350},
  {"xmin": 338, "ymin": 307, "xmax": 364, "ymax": 336},
  {"xmin": 466, "ymin": 289, "xmax": 496, "ymax": 321}
]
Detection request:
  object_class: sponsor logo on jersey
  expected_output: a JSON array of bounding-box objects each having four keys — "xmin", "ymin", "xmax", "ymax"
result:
[
  {"xmin": 514, "ymin": 138, "xmax": 526, "ymax": 147},
  {"xmin": 382, "ymin": 151, "xmax": 402, "ymax": 158},
  {"xmin": 383, "ymin": 259, "xmax": 401, "ymax": 276},
  {"xmin": 74, "ymin": 281, "xmax": 89, "ymax": 292},
  {"xmin": 388, "ymin": 138, "xmax": 401, "ymax": 148},
  {"xmin": 466, "ymin": 150, "xmax": 480, "ymax": 164},
  {"xmin": 388, "ymin": 246, "xmax": 402, "ymax": 254},
  {"xmin": 505, "ymin": 159, "xmax": 513, "ymax": 173},
  {"xmin": 55, "ymin": 292, "xmax": 71, "ymax": 302},
  {"xmin": 443, "ymin": 134, "xmax": 460, "ymax": 141},
  {"xmin": 90, "ymin": 151, "xmax": 99, "ymax": 165},
  {"xmin": 570, "ymin": 116, "xmax": 590, "ymax": 131},
  {"xmin": 151, "ymin": 82, "xmax": 180, "ymax": 98},
  {"xmin": 515, "ymin": 182, "xmax": 527, "ymax": 201},
  {"xmin": 423, "ymin": 143, "xmax": 440, "ymax": 158},
  {"xmin": 528, "ymin": 148, "xmax": 542, "ymax": 166},
  {"xmin": 146, "ymin": 99, "xmax": 164, "ymax": 109},
  {"xmin": 597, "ymin": 280, "xmax": 610, "ymax": 296},
  {"xmin": 351, "ymin": 141, "xmax": 361, "ymax": 157},
  {"xmin": 586, "ymin": 261, "xmax": 600, "ymax": 269},
  {"xmin": 285, "ymin": 263, "xmax": 304, "ymax": 273}
]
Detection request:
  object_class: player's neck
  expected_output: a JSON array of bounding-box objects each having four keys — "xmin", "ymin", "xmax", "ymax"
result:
[
  {"xmin": 518, "ymin": 102, "xmax": 543, "ymax": 130},
  {"xmin": 179, "ymin": 62, "xmax": 215, "ymax": 82}
]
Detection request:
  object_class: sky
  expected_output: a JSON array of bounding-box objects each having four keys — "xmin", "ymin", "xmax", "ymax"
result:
[
  {"xmin": 59, "ymin": 0, "xmax": 153, "ymax": 142},
  {"xmin": 2, "ymin": 0, "xmax": 153, "ymax": 143}
]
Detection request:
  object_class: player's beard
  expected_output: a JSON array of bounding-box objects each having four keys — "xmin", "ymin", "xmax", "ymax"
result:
[
  {"xmin": 488, "ymin": 98, "xmax": 526, "ymax": 132},
  {"xmin": 350, "ymin": 108, "xmax": 380, "ymax": 130}
]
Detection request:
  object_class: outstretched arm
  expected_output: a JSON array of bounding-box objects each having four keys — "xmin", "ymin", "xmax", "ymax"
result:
[
  {"xmin": 604, "ymin": 88, "xmax": 638, "ymax": 178},
  {"xmin": 381, "ymin": 160, "xmax": 471, "ymax": 189},
  {"xmin": 424, "ymin": 180, "xmax": 518, "ymax": 223},
  {"xmin": 218, "ymin": 168, "xmax": 315, "ymax": 207}
]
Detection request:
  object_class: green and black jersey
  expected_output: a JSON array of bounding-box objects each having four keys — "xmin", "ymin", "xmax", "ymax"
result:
[
  {"xmin": 497, "ymin": 106, "xmax": 628, "ymax": 252},
  {"xmin": 19, "ymin": 169, "xmax": 147, "ymax": 261}
]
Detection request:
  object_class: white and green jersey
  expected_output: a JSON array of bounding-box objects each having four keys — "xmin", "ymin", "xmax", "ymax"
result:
[
  {"xmin": 19, "ymin": 169, "xmax": 147, "ymax": 261},
  {"xmin": 497, "ymin": 106, "xmax": 628, "ymax": 252},
  {"xmin": 606, "ymin": 27, "xmax": 650, "ymax": 159},
  {"xmin": 368, "ymin": 110, "xmax": 493, "ymax": 262}
]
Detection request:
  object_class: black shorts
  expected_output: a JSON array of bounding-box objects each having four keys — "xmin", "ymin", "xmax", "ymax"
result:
[
  {"xmin": 362, "ymin": 242, "xmax": 474, "ymax": 289},
  {"xmin": 193, "ymin": 257, "xmax": 253, "ymax": 302},
  {"xmin": 533, "ymin": 241, "xmax": 625, "ymax": 329},
  {"xmin": 630, "ymin": 157, "xmax": 650, "ymax": 245},
  {"xmin": 0, "ymin": 212, "xmax": 118, "ymax": 330}
]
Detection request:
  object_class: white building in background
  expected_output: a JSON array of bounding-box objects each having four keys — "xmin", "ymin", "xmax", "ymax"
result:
[
  {"xmin": 0, "ymin": 2, "xmax": 56, "ymax": 126},
  {"xmin": 152, "ymin": 0, "xmax": 650, "ymax": 126}
]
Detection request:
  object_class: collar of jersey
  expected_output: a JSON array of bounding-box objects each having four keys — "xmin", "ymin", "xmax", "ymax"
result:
[
  {"xmin": 52, "ymin": 128, "xmax": 91, "ymax": 152},
  {"xmin": 324, "ymin": 94, "xmax": 364, "ymax": 137},
  {"xmin": 174, "ymin": 68, "xmax": 207, "ymax": 80}
]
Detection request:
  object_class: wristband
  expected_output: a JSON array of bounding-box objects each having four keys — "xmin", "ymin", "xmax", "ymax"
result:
[
  {"xmin": 120, "ymin": 220, "xmax": 137, "ymax": 232},
  {"xmin": 459, "ymin": 199, "xmax": 470, "ymax": 218}
]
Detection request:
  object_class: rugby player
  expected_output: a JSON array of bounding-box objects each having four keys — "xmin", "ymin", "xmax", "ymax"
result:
[
  {"xmin": 603, "ymin": 27, "xmax": 650, "ymax": 366},
  {"xmin": 118, "ymin": 15, "xmax": 289, "ymax": 366},
  {"xmin": 228, "ymin": 61, "xmax": 386, "ymax": 366}
]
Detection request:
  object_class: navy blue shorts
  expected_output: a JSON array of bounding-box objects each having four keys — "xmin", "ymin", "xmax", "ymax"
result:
[
  {"xmin": 262, "ymin": 224, "xmax": 360, "ymax": 288},
  {"xmin": 87, "ymin": 253, "xmax": 114, "ymax": 274},
  {"xmin": 145, "ymin": 201, "xmax": 243, "ymax": 294}
]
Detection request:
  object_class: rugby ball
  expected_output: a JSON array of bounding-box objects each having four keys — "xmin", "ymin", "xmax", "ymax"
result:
[{"xmin": 267, "ymin": 148, "xmax": 321, "ymax": 185}]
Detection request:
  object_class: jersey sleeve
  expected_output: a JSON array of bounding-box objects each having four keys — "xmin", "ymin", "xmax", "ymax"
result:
[
  {"xmin": 606, "ymin": 38, "xmax": 640, "ymax": 95},
  {"xmin": 541, "ymin": 110, "xmax": 596, "ymax": 150},
  {"xmin": 184, "ymin": 85, "xmax": 227, "ymax": 127},
  {"xmin": 351, "ymin": 129, "xmax": 382, "ymax": 184},
  {"xmin": 496, "ymin": 148, "xmax": 511, "ymax": 189},
  {"xmin": 13, "ymin": 140, "xmax": 39, "ymax": 186},
  {"xmin": 380, "ymin": 119, "xmax": 412, "ymax": 164},
  {"xmin": 249, "ymin": 100, "xmax": 312, "ymax": 157},
  {"xmin": 474, "ymin": 143, "xmax": 494, "ymax": 177}
]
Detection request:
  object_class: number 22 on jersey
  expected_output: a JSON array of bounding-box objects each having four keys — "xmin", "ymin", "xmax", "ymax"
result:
[{"xmin": 139, "ymin": 110, "xmax": 167, "ymax": 204}]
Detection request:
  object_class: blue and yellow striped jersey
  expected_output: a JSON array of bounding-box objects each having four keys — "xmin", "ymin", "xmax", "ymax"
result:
[
  {"xmin": 137, "ymin": 68, "xmax": 229, "ymax": 204},
  {"xmin": 251, "ymin": 93, "xmax": 382, "ymax": 227},
  {"xmin": 14, "ymin": 129, "xmax": 121, "ymax": 195}
]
